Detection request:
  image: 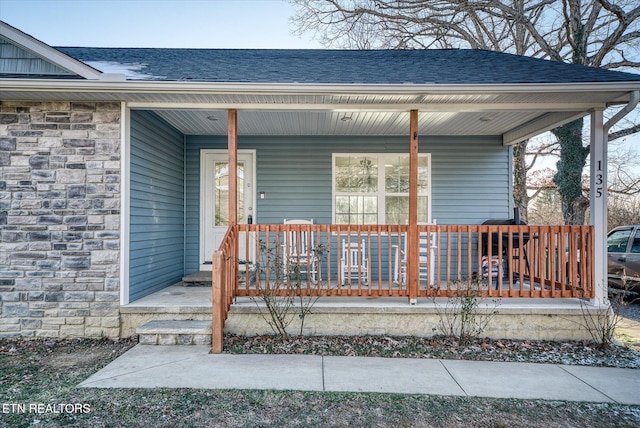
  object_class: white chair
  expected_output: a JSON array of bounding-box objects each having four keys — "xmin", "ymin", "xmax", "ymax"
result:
[
  {"xmin": 394, "ymin": 222, "xmax": 437, "ymax": 286},
  {"xmin": 283, "ymin": 219, "xmax": 318, "ymax": 284},
  {"xmin": 340, "ymin": 238, "xmax": 369, "ymax": 285}
]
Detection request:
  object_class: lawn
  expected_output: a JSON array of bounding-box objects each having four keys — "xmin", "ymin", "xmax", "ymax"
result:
[{"xmin": 1, "ymin": 337, "xmax": 639, "ymax": 427}]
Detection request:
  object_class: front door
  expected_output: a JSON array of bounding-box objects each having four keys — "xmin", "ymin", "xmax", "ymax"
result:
[{"xmin": 200, "ymin": 150, "xmax": 255, "ymax": 270}]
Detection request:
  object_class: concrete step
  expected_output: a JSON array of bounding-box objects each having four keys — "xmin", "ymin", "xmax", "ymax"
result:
[
  {"xmin": 136, "ymin": 320, "xmax": 212, "ymax": 345},
  {"xmin": 182, "ymin": 271, "xmax": 212, "ymax": 286}
]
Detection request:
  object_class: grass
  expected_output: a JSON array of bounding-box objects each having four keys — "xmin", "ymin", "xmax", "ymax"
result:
[{"xmin": 1, "ymin": 337, "xmax": 640, "ymax": 427}]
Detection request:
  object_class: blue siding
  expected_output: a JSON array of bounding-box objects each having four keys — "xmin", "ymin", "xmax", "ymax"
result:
[
  {"xmin": 430, "ymin": 137, "xmax": 511, "ymax": 223},
  {"xmin": 0, "ymin": 38, "xmax": 76, "ymax": 76},
  {"xmin": 130, "ymin": 111, "xmax": 185, "ymax": 301},
  {"xmin": 185, "ymin": 135, "xmax": 510, "ymax": 274}
]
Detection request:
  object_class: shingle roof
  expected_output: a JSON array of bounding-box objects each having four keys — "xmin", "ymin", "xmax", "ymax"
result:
[{"xmin": 56, "ymin": 47, "xmax": 640, "ymax": 85}]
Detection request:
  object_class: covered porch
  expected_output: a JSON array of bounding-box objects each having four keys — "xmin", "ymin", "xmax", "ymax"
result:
[
  {"xmin": 121, "ymin": 100, "xmax": 635, "ymax": 349},
  {"xmin": 108, "ymin": 53, "xmax": 638, "ymax": 346}
]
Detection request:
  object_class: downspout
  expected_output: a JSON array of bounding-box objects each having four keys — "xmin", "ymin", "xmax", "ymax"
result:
[{"xmin": 604, "ymin": 91, "xmax": 639, "ymax": 132}]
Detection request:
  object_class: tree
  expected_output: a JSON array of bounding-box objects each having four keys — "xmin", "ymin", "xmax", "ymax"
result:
[
  {"xmin": 529, "ymin": 188, "xmax": 565, "ymax": 225},
  {"xmin": 291, "ymin": 0, "xmax": 640, "ymax": 224}
]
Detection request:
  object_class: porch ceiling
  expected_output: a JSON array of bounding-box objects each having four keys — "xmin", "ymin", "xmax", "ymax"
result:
[{"xmin": 152, "ymin": 109, "xmax": 546, "ymax": 137}]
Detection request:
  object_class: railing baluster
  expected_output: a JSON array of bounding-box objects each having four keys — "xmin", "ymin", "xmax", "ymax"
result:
[
  {"xmin": 445, "ymin": 227, "xmax": 452, "ymax": 290},
  {"xmin": 220, "ymin": 223, "xmax": 593, "ymax": 301}
]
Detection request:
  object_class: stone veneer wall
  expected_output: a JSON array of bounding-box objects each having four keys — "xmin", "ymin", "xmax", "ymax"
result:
[{"xmin": 0, "ymin": 101, "xmax": 121, "ymax": 338}]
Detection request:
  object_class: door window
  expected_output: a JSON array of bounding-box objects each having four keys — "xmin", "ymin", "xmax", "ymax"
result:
[{"xmin": 214, "ymin": 161, "xmax": 244, "ymax": 226}]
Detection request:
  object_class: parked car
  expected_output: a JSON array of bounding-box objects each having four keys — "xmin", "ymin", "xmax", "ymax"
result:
[{"xmin": 607, "ymin": 225, "xmax": 640, "ymax": 292}]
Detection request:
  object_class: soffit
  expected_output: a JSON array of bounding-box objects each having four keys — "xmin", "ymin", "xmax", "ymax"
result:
[
  {"xmin": 0, "ymin": 81, "xmax": 634, "ymax": 138},
  {"xmin": 152, "ymin": 109, "xmax": 544, "ymax": 136}
]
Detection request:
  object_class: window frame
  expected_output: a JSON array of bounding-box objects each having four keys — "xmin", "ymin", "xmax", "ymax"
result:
[{"xmin": 331, "ymin": 153, "xmax": 432, "ymax": 225}]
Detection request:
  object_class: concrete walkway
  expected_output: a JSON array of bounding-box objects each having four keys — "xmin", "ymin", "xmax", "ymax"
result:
[{"xmin": 79, "ymin": 345, "xmax": 640, "ymax": 405}]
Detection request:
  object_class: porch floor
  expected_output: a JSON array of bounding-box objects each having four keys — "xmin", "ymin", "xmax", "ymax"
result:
[
  {"xmin": 123, "ymin": 282, "xmax": 589, "ymax": 312},
  {"xmin": 181, "ymin": 270, "xmax": 549, "ymax": 295}
]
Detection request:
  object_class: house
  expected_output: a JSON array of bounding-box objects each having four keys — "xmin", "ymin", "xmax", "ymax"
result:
[{"xmin": 1, "ymin": 21, "xmax": 639, "ymax": 344}]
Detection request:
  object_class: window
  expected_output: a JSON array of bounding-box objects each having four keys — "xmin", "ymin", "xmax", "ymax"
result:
[
  {"xmin": 631, "ymin": 229, "xmax": 640, "ymax": 254},
  {"xmin": 214, "ymin": 161, "xmax": 244, "ymax": 226},
  {"xmin": 607, "ymin": 229, "xmax": 631, "ymax": 253},
  {"xmin": 333, "ymin": 153, "xmax": 431, "ymax": 224}
]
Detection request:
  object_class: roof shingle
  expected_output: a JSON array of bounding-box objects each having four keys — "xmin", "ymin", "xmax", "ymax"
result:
[{"xmin": 56, "ymin": 47, "xmax": 640, "ymax": 84}]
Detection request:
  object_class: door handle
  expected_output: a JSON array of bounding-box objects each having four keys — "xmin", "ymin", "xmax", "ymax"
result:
[{"xmin": 617, "ymin": 257, "xmax": 626, "ymax": 262}]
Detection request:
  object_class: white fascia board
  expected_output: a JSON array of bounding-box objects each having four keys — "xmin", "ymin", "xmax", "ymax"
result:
[
  {"xmin": 502, "ymin": 111, "xmax": 588, "ymax": 145},
  {"xmin": 0, "ymin": 21, "xmax": 103, "ymax": 80},
  {"xmin": 1, "ymin": 78, "xmax": 639, "ymax": 96},
  {"xmin": 126, "ymin": 102, "xmax": 603, "ymax": 112}
]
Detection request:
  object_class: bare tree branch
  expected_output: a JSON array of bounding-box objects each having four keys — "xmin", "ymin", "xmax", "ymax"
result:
[{"xmin": 609, "ymin": 124, "xmax": 640, "ymax": 141}]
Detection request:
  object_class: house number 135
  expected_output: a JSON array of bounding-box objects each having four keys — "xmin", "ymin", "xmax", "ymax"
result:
[{"xmin": 595, "ymin": 160, "xmax": 603, "ymax": 198}]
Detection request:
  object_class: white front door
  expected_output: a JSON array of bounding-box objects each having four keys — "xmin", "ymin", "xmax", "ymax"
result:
[{"xmin": 200, "ymin": 150, "xmax": 255, "ymax": 270}]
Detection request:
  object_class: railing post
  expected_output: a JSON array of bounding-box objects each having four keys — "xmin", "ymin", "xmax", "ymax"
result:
[{"xmin": 212, "ymin": 250, "xmax": 225, "ymax": 354}]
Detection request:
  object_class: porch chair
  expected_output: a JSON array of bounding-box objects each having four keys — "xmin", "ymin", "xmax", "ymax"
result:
[
  {"xmin": 282, "ymin": 219, "xmax": 319, "ymax": 284},
  {"xmin": 340, "ymin": 238, "xmax": 369, "ymax": 286},
  {"xmin": 393, "ymin": 222, "xmax": 438, "ymax": 286}
]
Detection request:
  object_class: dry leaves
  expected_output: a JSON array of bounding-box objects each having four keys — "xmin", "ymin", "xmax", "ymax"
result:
[{"xmin": 224, "ymin": 334, "xmax": 640, "ymax": 368}]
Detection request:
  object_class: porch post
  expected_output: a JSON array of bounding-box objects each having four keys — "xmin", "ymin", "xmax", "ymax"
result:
[
  {"xmin": 228, "ymin": 109, "xmax": 238, "ymax": 226},
  {"xmin": 589, "ymin": 109, "xmax": 607, "ymax": 305},
  {"xmin": 211, "ymin": 250, "xmax": 224, "ymax": 354},
  {"xmin": 408, "ymin": 109, "xmax": 419, "ymax": 304}
]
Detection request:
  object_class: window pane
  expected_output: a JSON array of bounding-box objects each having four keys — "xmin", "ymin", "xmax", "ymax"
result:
[
  {"xmin": 214, "ymin": 162, "xmax": 229, "ymax": 226},
  {"xmin": 385, "ymin": 196, "xmax": 429, "ymax": 224},
  {"xmin": 418, "ymin": 196, "xmax": 429, "ymax": 223},
  {"xmin": 214, "ymin": 162, "xmax": 244, "ymax": 226},
  {"xmin": 336, "ymin": 214, "xmax": 350, "ymax": 224},
  {"xmin": 335, "ymin": 156, "xmax": 377, "ymax": 193},
  {"xmin": 385, "ymin": 196, "xmax": 408, "ymax": 225},
  {"xmin": 336, "ymin": 196, "xmax": 350, "ymax": 213},
  {"xmin": 385, "ymin": 155, "xmax": 429, "ymax": 193},
  {"xmin": 607, "ymin": 229, "xmax": 631, "ymax": 253},
  {"xmin": 335, "ymin": 195, "xmax": 377, "ymax": 224},
  {"xmin": 418, "ymin": 157, "xmax": 429, "ymax": 192},
  {"xmin": 363, "ymin": 196, "xmax": 377, "ymax": 213},
  {"xmin": 385, "ymin": 155, "xmax": 409, "ymax": 193},
  {"xmin": 364, "ymin": 214, "xmax": 378, "ymax": 224},
  {"xmin": 334, "ymin": 156, "xmax": 353, "ymax": 192}
]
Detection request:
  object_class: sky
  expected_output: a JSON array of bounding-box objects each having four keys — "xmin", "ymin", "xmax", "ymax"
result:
[{"xmin": 0, "ymin": 0, "xmax": 320, "ymax": 49}]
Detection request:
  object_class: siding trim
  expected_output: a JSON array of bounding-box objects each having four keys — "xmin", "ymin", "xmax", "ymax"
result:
[{"xmin": 120, "ymin": 103, "xmax": 130, "ymax": 305}]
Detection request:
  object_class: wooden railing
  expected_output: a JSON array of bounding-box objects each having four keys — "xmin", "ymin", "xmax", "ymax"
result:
[
  {"xmin": 231, "ymin": 224, "xmax": 594, "ymax": 299},
  {"xmin": 212, "ymin": 223, "xmax": 594, "ymax": 351},
  {"xmin": 211, "ymin": 224, "xmax": 238, "ymax": 353}
]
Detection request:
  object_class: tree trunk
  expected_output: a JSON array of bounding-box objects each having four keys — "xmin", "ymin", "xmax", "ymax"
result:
[
  {"xmin": 552, "ymin": 118, "xmax": 589, "ymax": 225},
  {"xmin": 512, "ymin": 140, "xmax": 529, "ymax": 222}
]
